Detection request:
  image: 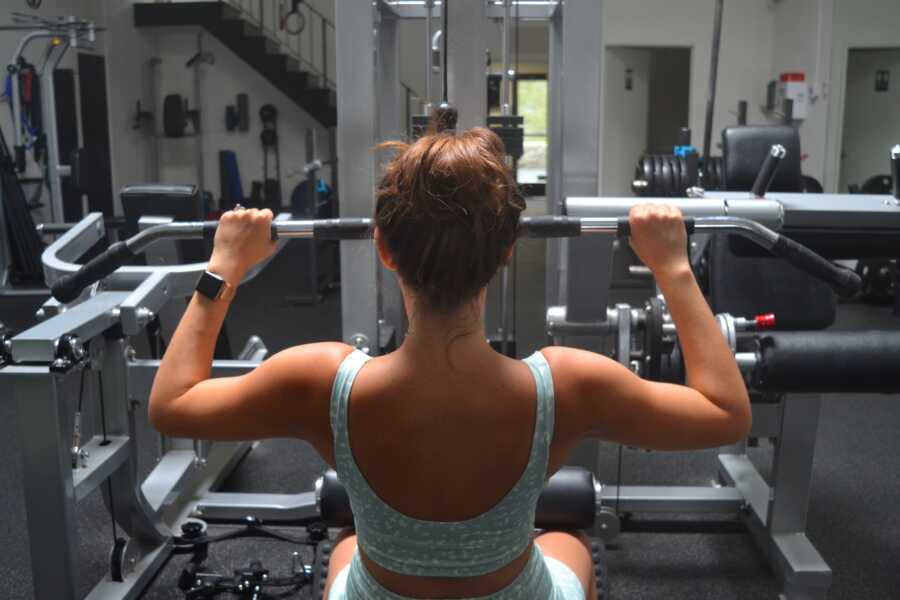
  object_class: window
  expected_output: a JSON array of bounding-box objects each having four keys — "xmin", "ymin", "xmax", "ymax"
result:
[{"xmin": 515, "ymin": 76, "xmax": 548, "ymax": 189}]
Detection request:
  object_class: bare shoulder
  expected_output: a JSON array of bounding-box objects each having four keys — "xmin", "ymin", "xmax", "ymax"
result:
[
  {"xmin": 539, "ymin": 345, "xmax": 618, "ymax": 386},
  {"xmin": 264, "ymin": 342, "xmax": 356, "ymax": 389},
  {"xmin": 538, "ymin": 345, "xmax": 626, "ymax": 433}
]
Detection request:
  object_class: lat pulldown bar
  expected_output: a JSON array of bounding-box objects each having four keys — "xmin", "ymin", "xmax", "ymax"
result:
[{"xmin": 51, "ymin": 215, "xmax": 862, "ymax": 304}]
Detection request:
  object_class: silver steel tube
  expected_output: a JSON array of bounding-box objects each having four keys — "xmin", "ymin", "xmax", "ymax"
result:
[
  {"xmin": 424, "ymin": 0, "xmax": 433, "ymax": 106},
  {"xmin": 125, "ymin": 215, "xmax": 777, "ymax": 250},
  {"xmin": 271, "ymin": 220, "xmax": 317, "ymax": 238},
  {"xmin": 125, "ymin": 221, "xmax": 212, "ymax": 253},
  {"xmin": 566, "ymin": 197, "xmax": 785, "ymax": 230},
  {"xmin": 500, "ymin": 0, "xmax": 511, "ymax": 114}
]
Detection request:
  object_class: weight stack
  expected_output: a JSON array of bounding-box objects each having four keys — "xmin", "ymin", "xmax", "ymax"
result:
[{"xmin": 632, "ymin": 153, "xmax": 701, "ymax": 197}]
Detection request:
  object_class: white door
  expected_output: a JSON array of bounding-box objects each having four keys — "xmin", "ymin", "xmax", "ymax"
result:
[{"xmin": 600, "ymin": 47, "xmax": 650, "ymax": 196}]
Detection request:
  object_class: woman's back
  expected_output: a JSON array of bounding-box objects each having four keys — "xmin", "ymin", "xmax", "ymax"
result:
[
  {"xmin": 332, "ymin": 344, "xmax": 563, "ymax": 597},
  {"xmin": 346, "ymin": 348, "xmax": 544, "ymax": 521}
]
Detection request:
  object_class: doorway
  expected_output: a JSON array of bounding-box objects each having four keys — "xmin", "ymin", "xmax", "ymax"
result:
[
  {"xmin": 601, "ymin": 46, "xmax": 691, "ymax": 196},
  {"xmin": 839, "ymin": 48, "xmax": 900, "ymax": 193}
]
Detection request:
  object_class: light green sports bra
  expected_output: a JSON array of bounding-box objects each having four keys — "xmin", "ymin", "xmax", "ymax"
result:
[{"xmin": 329, "ymin": 349, "xmax": 556, "ymax": 578}]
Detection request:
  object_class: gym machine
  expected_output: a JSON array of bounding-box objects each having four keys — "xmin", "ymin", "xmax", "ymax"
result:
[
  {"xmin": 0, "ymin": 169, "xmax": 869, "ymax": 598},
  {"xmin": 3, "ymin": 12, "xmax": 98, "ymax": 223},
  {"xmin": 335, "ymin": 0, "xmax": 548, "ymax": 359},
  {"xmin": 1, "ymin": 13, "xmax": 100, "ymax": 331},
  {"xmin": 549, "ymin": 143, "xmax": 900, "ymax": 599}
]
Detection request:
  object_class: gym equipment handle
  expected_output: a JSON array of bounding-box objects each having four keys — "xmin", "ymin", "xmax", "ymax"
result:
[
  {"xmin": 751, "ymin": 144, "xmax": 786, "ymax": 198},
  {"xmin": 51, "ymin": 242, "xmax": 136, "ymax": 303},
  {"xmin": 50, "ymin": 215, "xmax": 861, "ymax": 303},
  {"xmin": 270, "ymin": 218, "xmax": 372, "ymax": 241},
  {"xmin": 771, "ymin": 234, "xmax": 860, "ymax": 298},
  {"xmin": 614, "ymin": 217, "xmax": 696, "ymax": 237}
]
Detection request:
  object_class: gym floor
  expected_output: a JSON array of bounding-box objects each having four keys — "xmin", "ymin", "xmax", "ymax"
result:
[{"xmin": 4, "ymin": 203, "xmax": 899, "ymax": 599}]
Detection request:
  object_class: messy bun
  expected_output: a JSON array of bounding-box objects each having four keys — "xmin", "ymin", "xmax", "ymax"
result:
[{"xmin": 375, "ymin": 127, "xmax": 524, "ymax": 310}]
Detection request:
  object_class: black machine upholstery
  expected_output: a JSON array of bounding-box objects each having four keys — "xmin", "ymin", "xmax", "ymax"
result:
[
  {"xmin": 120, "ymin": 184, "xmax": 210, "ymax": 264},
  {"xmin": 318, "ymin": 466, "xmax": 597, "ymax": 530},
  {"xmin": 722, "ymin": 125, "xmax": 802, "ymax": 192},
  {"xmin": 709, "ymin": 126, "xmax": 836, "ymax": 330},
  {"xmin": 754, "ymin": 331, "xmax": 900, "ymax": 394}
]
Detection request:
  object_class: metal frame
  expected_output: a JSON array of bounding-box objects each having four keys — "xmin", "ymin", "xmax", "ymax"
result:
[
  {"xmin": 6, "ymin": 16, "xmax": 97, "ymax": 224},
  {"xmin": 548, "ymin": 187, "xmax": 900, "ymax": 598},
  {"xmin": 0, "ymin": 215, "xmax": 303, "ymax": 599},
  {"xmin": 340, "ymin": 1, "xmax": 566, "ymax": 356},
  {"xmin": 335, "ymin": 0, "xmax": 381, "ymax": 353}
]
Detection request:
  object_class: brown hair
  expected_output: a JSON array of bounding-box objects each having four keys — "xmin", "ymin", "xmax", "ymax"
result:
[{"xmin": 375, "ymin": 127, "xmax": 524, "ymax": 311}]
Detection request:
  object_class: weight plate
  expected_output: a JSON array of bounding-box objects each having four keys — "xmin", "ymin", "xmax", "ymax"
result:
[
  {"xmin": 259, "ymin": 103, "xmax": 277, "ymax": 123},
  {"xmin": 677, "ymin": 156, "xmax": 687, "ymax": 195},
  {"xmin": 260, "ymin": 128, "xmax": 278, "ymax": 147},
  {"xmin": 671, "ymin": 156, "xmax": 680, "ymax": 196},
  {"xmin": 653, "ymin": 155, "xmax": 664, "ymax": 197},
  {"xmin": 714, "ymin": 157, "xmax": 723, "ymax": 190},
  {"xmin": 660, "ymin": 156, "xmax": 672, "ymax": 197},
  {"xmin": 670, "ymin": 155, "xmax": 682, "ymax": 197},
  {"xmin": 646, "ymin": 155, "xmax": 657, "ymax": 196},
  {"xmin": 596, "ymin": 506, "xmax": 621, "ymax": 543},
  {"xmin": 634, "ymin": 161, "xmax": 648, "ymax": 196},
  {"xmin": 109, "ymin": 537, "xmax": 128, "ymax": 583},
  {"xmin": 644, "ymin": 297, "xmax": 664, "ymax": 380},
  {"xmin": 642, "ymin": 156, "xmax": 653, "ymax": 190},
  {"xmin": 705, "ymin": 157, "xmax": 717, "ymax": 190},
  {"xmin": 667, "ymin": 155, "xmax": 678, "ymax": 197}
]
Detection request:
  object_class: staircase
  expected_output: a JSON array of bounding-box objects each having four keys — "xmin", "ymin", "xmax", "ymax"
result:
[{"xmin": 134, "ymin": 1, "xmax": 336, "ymax": 127}]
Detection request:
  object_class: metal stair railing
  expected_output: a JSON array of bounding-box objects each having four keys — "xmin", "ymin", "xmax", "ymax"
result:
[{"xmin": 223, "ymin": 0, "xmax": 335, "ymax": 90}]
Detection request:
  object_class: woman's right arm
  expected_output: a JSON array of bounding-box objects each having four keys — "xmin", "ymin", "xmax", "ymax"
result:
[{"xmin": 544, "ymin": 204, "xmax": 751, "ymax": 451}]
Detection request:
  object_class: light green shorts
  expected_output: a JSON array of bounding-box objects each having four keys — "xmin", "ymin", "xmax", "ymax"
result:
[{"xmin": 328, "ymin": 545, "xmax": 585, "ymax": 600}]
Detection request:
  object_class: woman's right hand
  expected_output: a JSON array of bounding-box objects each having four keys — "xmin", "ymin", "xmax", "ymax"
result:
[{"xmin": 628, "ymin": 203, "xmax": 690, "ymax": 276}]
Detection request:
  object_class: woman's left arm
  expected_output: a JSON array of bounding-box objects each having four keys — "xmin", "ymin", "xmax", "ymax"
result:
[{"xmin": 148, "ymin": 208, "xmax": 352, "ymax": 441}]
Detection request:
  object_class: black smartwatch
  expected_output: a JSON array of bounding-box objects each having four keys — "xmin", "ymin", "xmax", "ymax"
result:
[{"xmin": 195, "ymin": 270, "xmax": 236, "ymax": 302}]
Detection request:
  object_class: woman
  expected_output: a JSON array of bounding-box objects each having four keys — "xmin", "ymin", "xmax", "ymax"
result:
[{"xmin": 150, "ymin": 128, "xmax": 750, "ymax": 600}]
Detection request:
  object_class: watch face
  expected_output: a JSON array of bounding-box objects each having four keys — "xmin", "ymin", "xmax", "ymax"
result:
[{"xmin": 196, "ymin": 271, "xmax": 225, "ymax": 300}]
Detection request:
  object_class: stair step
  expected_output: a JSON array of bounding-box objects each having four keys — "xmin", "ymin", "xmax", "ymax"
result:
[
  {"xmin": 242, "ymin": 21, "xmax": 264, "ymax": 38},
  {"xmin": 134, "ymin": 2, "xmax": 335, "ymax": 129},
  {"xmin": 134, "ymin": 1, "xmax": 224, "ymax": 26},
  {"xmin": 220, "ymin": 2, "xmax": 242, "ymax": 21},
  {"xmin": 285, "ymin": 71, "xmax": 310, "ymax": 90}
]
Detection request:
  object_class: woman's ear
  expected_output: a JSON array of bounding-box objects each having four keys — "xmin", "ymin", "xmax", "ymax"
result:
[{"xmin": 374, "ymin": 227, "xmax": 398, "ymax": 272}]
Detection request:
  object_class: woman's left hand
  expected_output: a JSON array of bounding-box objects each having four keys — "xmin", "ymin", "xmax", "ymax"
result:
[{"xmin": 207, "ymin": 207, "xmax": 277, "ymax": 283}]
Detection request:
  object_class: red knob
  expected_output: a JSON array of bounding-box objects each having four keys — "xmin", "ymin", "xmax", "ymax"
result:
[{"xmin": 755, "ymin": 313, "xmax": 776, "ymax": 330}]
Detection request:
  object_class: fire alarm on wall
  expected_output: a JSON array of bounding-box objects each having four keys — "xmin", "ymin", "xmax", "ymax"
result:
[{"xmin": 775, "ymin": 72, "xmax": 808, "ymax": 119}]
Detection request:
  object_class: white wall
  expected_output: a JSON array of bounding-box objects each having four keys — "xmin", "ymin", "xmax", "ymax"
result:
[
  {"xmin": 601, "ymin": 47, "xmax": 651, "ymax": 196},
  {"xmin": 599, "ymin": 0, "xmax": 777, "ymax": 187},
  {"xmin": 97, "ymin": 1, "xmax": 160, "ymax": 204},
  {"xmin": 770, "ymin": 0, "xmax": 830, "ymax": 184},
  {"xmin": 838, "ymin": 49, "xmax": 900, "ymax": 191},
  {"xmin": 150, "ymin": 27, "xmax": 332, "ymax": 207},
  {"xmin": 824, "ymin": 0, "xmax": 900, "ymax": 191}
]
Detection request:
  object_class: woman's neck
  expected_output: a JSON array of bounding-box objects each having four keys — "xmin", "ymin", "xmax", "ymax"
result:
[{"xmin": 398, "ymin": 296, "xmax": 495, "ymax": 368}]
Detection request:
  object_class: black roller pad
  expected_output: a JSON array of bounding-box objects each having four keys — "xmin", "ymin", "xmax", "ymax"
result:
[
  {"xmin": 755, "ymin": 331, "xmax": 900, "ymax": 393},
  {"xmin": 319, "ymin": 466, "xmax": 596, "ymax": 530}
]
